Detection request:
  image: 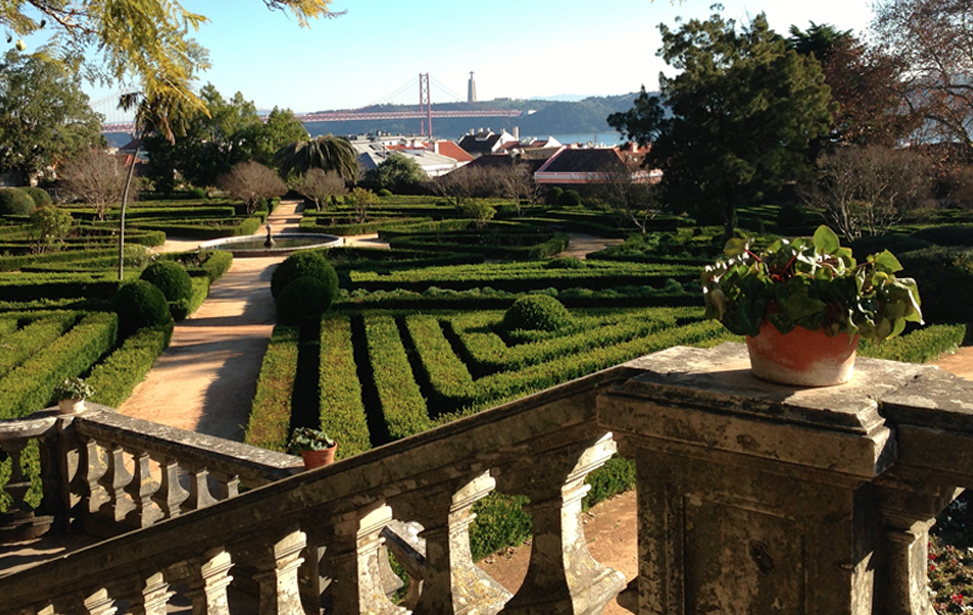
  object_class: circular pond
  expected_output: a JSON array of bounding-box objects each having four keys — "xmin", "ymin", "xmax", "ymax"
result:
[{"xmin": 199, "ymin": 233, "xmax": 342, "ymax": 257}]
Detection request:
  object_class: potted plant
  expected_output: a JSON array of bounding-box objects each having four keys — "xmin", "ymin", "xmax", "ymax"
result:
[
  {"xmin": 54, "ymin": 377, "xmax": 95, "ymax": 414},
  {"xmin": 701, "ymin": 225, "xmax": 923, "ymax": 386},
  {"xmin": 288, "ymin": 426, "xmax": 337, "ymax": 470}
]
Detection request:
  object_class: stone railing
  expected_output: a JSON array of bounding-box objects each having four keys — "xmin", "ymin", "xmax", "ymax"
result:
[{"xmin": 4, "ymin": 342, "xmax": 973, "ymax": 615}]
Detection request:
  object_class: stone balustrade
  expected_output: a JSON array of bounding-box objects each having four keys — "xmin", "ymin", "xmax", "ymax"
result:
[{"xmin": 3, "ymin": 342, "xmax": 973, "ymax": 614}]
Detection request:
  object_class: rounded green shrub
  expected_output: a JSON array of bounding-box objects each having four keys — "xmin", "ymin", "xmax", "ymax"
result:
[
  {"xmin": 546, "ymin": 186, "xmax": 563, "ymax": 205},
  {"xmin": 271, "ymin": 250, "xmax": 338, "ymax": 299},
  {"xmin": 502, "ymin": 294, "xmax": 571, "ymax": 331},
  {"xmin": 898, "ymin": 247, "xmax": 973, "ymax": 324},
  {"xmin": 23, "ymin": 187, "xmax": 53, "ymax": 208},
  {"xmin": 911, "ymin": 224, "xmax": 973, "ymax": 247},
  {"xmin": 140, "ymin": 260, "xmax": 192, "ymax": 303},
  {"xmin": 559, "ymin": 189, "xmax": 582, "ymax": 207},
  {"xmin": 0, "ymin": 188, "xmax": 36, "ymax": 215},
  {"xmin": 275, "ymin": 276, "xmax": 336, "ymax": 325},
  {"xmin": 545, "ymin": 256, "xmax": 586, "ymax": 269},
  {"xmin": 377, "ymin": 188, "xmax": 393, "ymax": 197},
  {"xmin": 113, "ymin": 280, "xmax": 173, "ymax": 338}
]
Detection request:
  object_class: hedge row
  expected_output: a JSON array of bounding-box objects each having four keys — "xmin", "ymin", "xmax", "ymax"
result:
[
  {"xmin": 0, "ymin": 271, "xmax": 132, "ymax": 301},
  {"xmin": 364, "ymin": 313, "xmax": 431, "ymax": 439},
  {"xmin": 405, "ymin": 315, "xmax": 475, "ymax": 412},
  {"xmin": 0, "ymin": 312, "xmax": 118, "ymax": 419},
  {"xmin": 245, "ymin": 326, "xmax": 300, "ymax": 452},
  {"xmin": 130, "ymin": 216, "xmax": 262, "ymax": 239},
  {"xmin": 21, "ymin": 248, "xmax": 153, "ymax": 273},
  {"xmin": 0, "ymin": 313, "xmax": 78, "ymax": 379},
  {"xmin": 0, "ymin": 317, "xmax": 16, "ymax": 337},
  {"xmin": 186, "ymin": 277, "xmax": 210, "ymax": 316},
  {"xmin": 318, "ymin": 314, "xmax": 370, "ymax": 459},
  {"xmin": 87, "ymin": 326, "xmax": 172, "ymax": 408},
  {"xmin": 386, "ymin": 232, "xmax": 569, "ymax": 261},
  {"xmin": 858, "ymin": 324, "xmax": 967, "ymax": 364},
  {"xmin": 302, "ymin": 216, "xmax": 425, "ymax": 236},
  {"xmin": 0, "ymin": 247, "xmax": 119, "ymax": 272},
  {"xmin": 66, "ymin": 206, "xmax": 238, "ymax": 222}
]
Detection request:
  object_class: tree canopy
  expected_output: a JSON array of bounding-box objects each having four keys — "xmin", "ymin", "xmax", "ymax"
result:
[
  {"xmin": 609, "ymin": 11, "xmax": 834, "ymax": 237},
  {"xmin": 0, "ymin": 50, "xmax": 102, "ymax": 182},
  {"xmin": 0, "ymin": 1, "xmax": 338, "ymax": 111},
  {"xmin": 275, "ymin": 134, "xmax": 359, "ymax": 182}
]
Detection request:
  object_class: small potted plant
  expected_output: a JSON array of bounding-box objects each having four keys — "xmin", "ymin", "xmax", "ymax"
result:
[
  {"xmin": 701, "ymin": 225, "xmax": 923, "ymax": 386},
  {"xmin": 54, "ymin": 377, "xmax": 95, "ymax": 414},
  {"xmin": 288, "ymin": 426, "xmax": 337, "ymax": 470}
]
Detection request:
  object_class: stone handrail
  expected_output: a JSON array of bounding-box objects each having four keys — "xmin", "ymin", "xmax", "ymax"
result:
[{"xmin": 0, "ymin": 366, "xmax": 631, "ymax": 615}]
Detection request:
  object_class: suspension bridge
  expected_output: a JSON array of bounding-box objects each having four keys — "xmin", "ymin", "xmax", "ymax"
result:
[{"xmin": 95, "ymin": 73, "xmax": 524, "ymax": 135}]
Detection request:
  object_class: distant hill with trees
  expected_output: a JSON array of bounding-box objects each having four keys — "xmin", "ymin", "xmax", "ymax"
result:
[{"xmin": 301, "ymin": 93, "xmax": 645, "ymax": 139}]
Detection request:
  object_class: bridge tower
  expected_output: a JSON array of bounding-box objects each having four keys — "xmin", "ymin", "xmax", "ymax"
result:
[
  {"xmin": 468, "ymin": 71, "xmax": 477, "ymax": 103},
  {"xmin": 419, "ymin": 73, "xmax": 432, "ymax": 137}
]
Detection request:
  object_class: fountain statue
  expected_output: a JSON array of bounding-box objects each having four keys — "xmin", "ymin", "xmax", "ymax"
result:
[{"xmin": 264, "ymin": 223, "xmax": 276, "ymax": 248}]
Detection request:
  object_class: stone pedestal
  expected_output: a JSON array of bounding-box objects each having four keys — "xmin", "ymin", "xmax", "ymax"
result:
[{"xmin": 597, "ymin": 343, "xmax": 932, "ymax": 615}]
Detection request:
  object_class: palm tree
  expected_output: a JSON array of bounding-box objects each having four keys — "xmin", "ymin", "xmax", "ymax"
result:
[{"xmin": 274, "ymin": 134, "xmax": 359, "ymax": 182}]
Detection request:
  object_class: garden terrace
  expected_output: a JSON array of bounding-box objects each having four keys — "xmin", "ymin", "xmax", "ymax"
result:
[{"xmin": 4, "ymin": 344, "xmax": 973, "ymax": 614}]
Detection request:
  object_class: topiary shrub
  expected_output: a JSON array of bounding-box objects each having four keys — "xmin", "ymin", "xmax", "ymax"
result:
[
  {"xmin": 898, "ymin": 247, "xmax": 973, "ymax": 324},
  {"xmin": 140, "ymin": 260, "xmax": 193, "ymax": 320},
  {"xmin": 377, "ymin": 188, "xmax": 393, "ymax": 197},
  {"xmin": 911, "ymin": 224, "xmax": 973, "ymax": 247},
  {"xmin": 502, "ymin": 294, "xmax": 571, "ymax": 331},
  {"xmin": 546, "ymin": 186, "xmax": 563, "ymax": 205},
  {"xmin": 23, "ymin": 187, "xmax": 53, "ymax": 208},
  {"xmin": 545, "ymin": 256, "xmax": 586, "ymax": 269},
  {"xmin": 559, "ymin": 189, "xmax": 582, "ymax": 207},
  {"xmin": 275, "ymin": 276, "xmax": 336, "ymax": 326},
  {"xmin": 270, "ymin": 250, "xmax": 339, "ymax": 299},
  {"xmin": 0, "ymin": 188, "xmax": 36, "ymax": 216},
  {"xmin": 113, "ymin": 280, "xmax": 174, "ymax": 338},
  {"xmin": 775, "ymin": 203, "xmax": 807, "ymax": 229}
]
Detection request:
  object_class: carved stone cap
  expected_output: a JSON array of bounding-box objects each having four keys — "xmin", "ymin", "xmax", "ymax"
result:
[{"xmin": 597, "ymin": 343, "xmax": 938, "ymax": 479}]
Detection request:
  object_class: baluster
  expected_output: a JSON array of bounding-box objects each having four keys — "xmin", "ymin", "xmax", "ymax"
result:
[
  {"xmin": 328, "ymin": 503, "xmax": 407, "ymax": 615},
  {"xmin": 153, "ymin": 458, "xmax": 189, "ymax": 519},
  {"xmin": 125, "ymin": 451, "xmax": 163, "ymax": 528},
  {"xmin": 184, "ymin": 466, "xmax": 218, "ymax": 511},
  {"xmin": 184, "ymin": 548, "xmax": 235, "ymax": 615},
  {"xmin": 213, "ymin": 471, "xmax": 240, "ymax": 500},
  {"xmin": 83, "ymin": 589, "xmax": 117, "ymax": 615},
  {"xmin": 391, "ymin": 472, "xmax": 511, "ymax": 615},
  {"xmin": 128, "ymin": 572, "xmax": 175, "ymax": 615},
  {"xmin": 252, "ymin": 530, "xmax": 307, "ymax": 615},
  {"xmin": 496, "ymin": 432, "xmax": 625, "ymax": 615},
  {"xmin": 79, "ymin": 437, "xmax": 110, "ymax": 515},
  {"xmin": 0, "ymin": 439, "xmax": 54, "ymax": 542},
  {"xmin": 99, "ymin": 443, "xmax": 135, "ymax": 523}
]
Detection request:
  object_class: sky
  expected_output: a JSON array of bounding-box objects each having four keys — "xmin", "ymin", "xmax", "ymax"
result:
[{"xmin": 64, "ymin": 0, "xmax": 877, "ymax": 116}]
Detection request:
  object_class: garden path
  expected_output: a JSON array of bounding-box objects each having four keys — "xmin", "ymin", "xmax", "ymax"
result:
[{"xmin": 116, "ymin": 207, "xmax": 973, "ymax": 613}]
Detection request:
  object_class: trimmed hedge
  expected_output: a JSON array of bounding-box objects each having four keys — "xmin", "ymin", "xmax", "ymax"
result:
[
  {"xmin": 0, "ymin": 313, "xmax": 78, "ymax": 379},
  {"xmin": 87, "ymin": 325, "xmax": 172, "ymax": 408},
  {"xmin": 405, "ymin": 315, "xmax": 474, "ymax": 413},
  {"xmin": 276, "ymin": 276, "xmax": 335, "ymax": 326},
  {"xmin": 140, "ymin": 261, "xmax": 193, "ymax": 320},
  {"xmin": 0, "ymin": 271, "xmax": 128, "ymax": 301},
  {"xmin": 0, "ymin": 312, "xmax": 118, "ymax": 419},
  {"xmin": 129, "ymin": 216, "xmax": 262, "ymax": 239},
  {"xmin": 113, "ymin": 280, "xmax": 174, "ymax": 338},
  {"xmin": 271, "ymin": 251, "xmax": 339, "ymax": 300},
  {"xmin": 502, "ymin": 295, "xmax": 571, "ymax": 332},
  {"xmin": 0, "ymin": 188, "xmax": 35, "ymax": 216},
  {"xmin": 187, "ymin": 277, "xmax": 210, "ymax": 316},
  {"xmin": 245, "ymin": 326, "xmax": 300, "ymax": 452},
  {"xmin": 319, "ymin": 313, "xmax": 370, "ymax": 459},
  {"xmin": 858, "ymin": 324, "xmax": 967, "ymax": 363},
  {"xmin": 160, "ymin": 249, "xmax": 233, "ymax": 282},
  {"xmin": 364, "ymin": 313, "xmax": 431, "ymax": 439}
]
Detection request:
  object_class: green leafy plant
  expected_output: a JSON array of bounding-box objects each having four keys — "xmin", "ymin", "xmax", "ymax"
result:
[
  {"xmin": 287, "ymin": 426, "xmax": 335, "ymax": 453},
  {"xmin": 54, "ymin": 377, "xmax": 95, "ymax": 401},
  {"xmin": 701, "ymin": 225, "xmax": 923, "ymax": 343}
]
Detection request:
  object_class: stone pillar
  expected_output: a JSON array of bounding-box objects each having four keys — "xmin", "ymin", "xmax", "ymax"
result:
[
  {"xmin": 327, "ymin": 503, "xmax": 407, "ymax": 615},
  {"xmin": 252, "ymin": 530, "xmax": 307, "ymax": 615},
  {"xmin": 391, "ymin": 472, "xmax": 511, "ymax": 615},
  {"xmin": 496, "ymin": 431, "xmax": 626, "ymax": 615},
  {"xmin": 184, "ymin": 549, "xmax": 234, "ymax": 615},
  {"xmin": 128, "ymin": 572, "xmax": 175, "ymax": 615},
  {"xmin": 596, "ymin": 344, "xmax": 927, "ymax": 615},
  {"xmin": 82, "ymin": 589, "xmax": 117, "ymax": 615}
]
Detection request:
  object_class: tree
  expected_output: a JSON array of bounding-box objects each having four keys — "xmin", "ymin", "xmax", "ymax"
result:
[
  {"xmin": 293, "ymin": 168, "xmax": 347, "ymax": 212},
  {"xmin": 346, "ymin": 187, "xmax": 378, "ymax": 223},
  {"xmin": 592, "ymin": 157, "xmax": 662, "ymax": 234},
  {"xmin": 216, "ymin": 161, "xmax": 287, "ymax": 214},
  {"xmin": 801, "ymin": 145, "xmax": 931, "ymax": 240},
  {"xmin": 255, "ymin": 107, "xmax": 309, "ymax": 166},
  {"xmin": 608, "ymin": 11, "xmax": 835, "ymax": 238},
  {"xmin": 788, "ymin": 23, "xmax": 916, "ymax": 147},
  {"xmin": 873, "ymin": 0, "xmax": 973, "ymax": 148},
  {"xmin": 0, "ymin": 50, "xmax": 102, "ymax": 182},
  {"xmin": 0, "ymin": 1, "xmax": 338, "ymax": 113},
  {"xmin": 28, "ymin": 205, "xmax": 72, "ymax": 254},
  {"xmin": 274, "ymin": 134, "xmax": 359, "ymax": 182},
  {"xmin": 496, "ymin": 159, "xmax": 543, "ymax": 215},
  {"xmin": 363, "ymin": 152, "xmax": 427, "ymax": 193},
  {"xmin": 431, "ymin": 165, "xmax": 494, "ymax": 210},
  {"xmin": 58, "ymin": 149, "xmax": 125, "ymax": 220}
]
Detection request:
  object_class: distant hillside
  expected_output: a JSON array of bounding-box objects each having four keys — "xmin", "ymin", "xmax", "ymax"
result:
[{"xmin": 302, "ymin": 93, "xmax": 647, "ymax": 140}]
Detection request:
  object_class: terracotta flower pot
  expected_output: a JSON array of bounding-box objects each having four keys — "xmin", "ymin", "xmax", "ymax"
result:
[
  {"xmin": 57, "ymin": 398, "xmax": 86, "ymax": 414},
  {"xmin": 301, "ymin": 444, "xmax": 337, "ymax": 470},
  {"xmin": 745, "ymin": 322, "xmax": 860, "ymax": 387}
]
